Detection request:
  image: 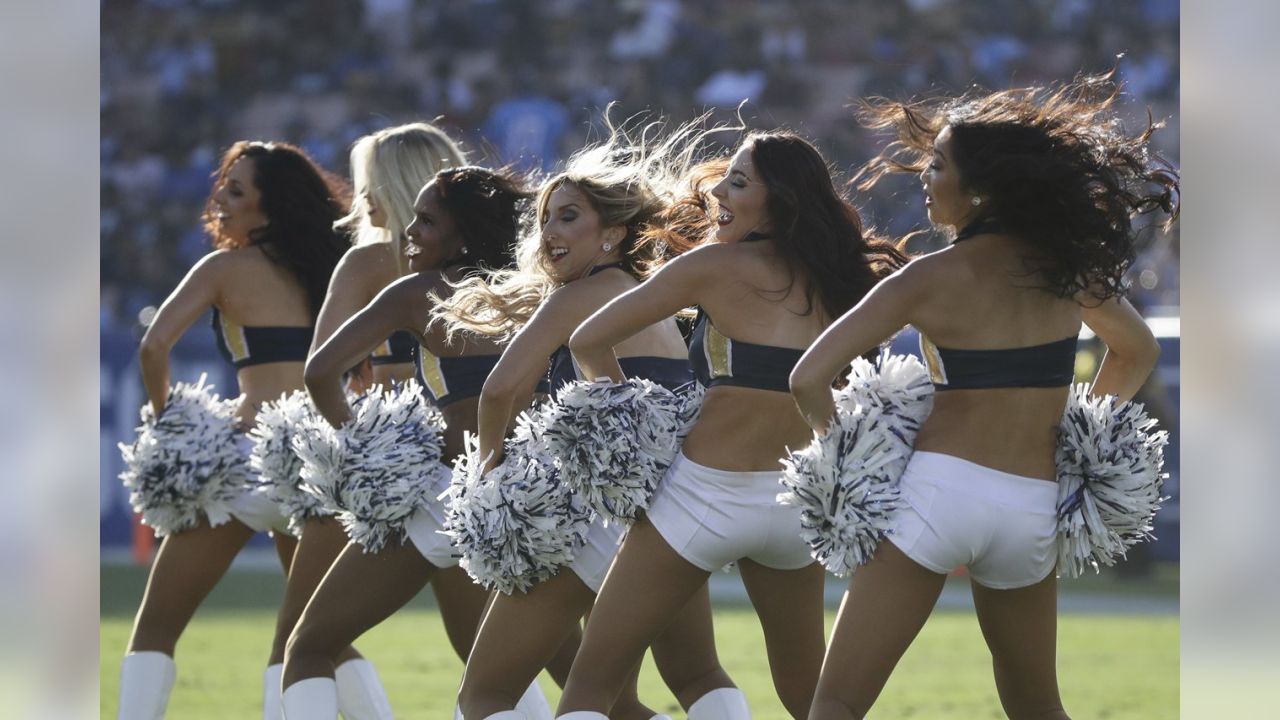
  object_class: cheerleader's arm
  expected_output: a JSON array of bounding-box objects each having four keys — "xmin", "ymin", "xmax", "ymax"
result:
[
  {"xmin": 1078, "ymin": 294, "xmax": 1160, "ymax": 403},
  {"xmin": 791, "ymin": 265, "xmax": 924, "ymax": 433},
  {"xmin": 138, "ymin": 251, "xmax": 228, "ymax": 416}
]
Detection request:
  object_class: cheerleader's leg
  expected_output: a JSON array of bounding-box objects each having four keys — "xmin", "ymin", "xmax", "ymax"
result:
[
  {"xmin": 456, "ymin": 571, "xmax": 595, "ymax": 720},
  {"xmin": 555, "ymin": 517, "xmax": 712, "ymax": 716},
  {"xmin": 283, "ymin": 538, "xmax": 437, "ymax": 698},
  {"xmin": 648, "ymin": 582, "xmax": 739, "ymax": 713},
  {"xmin": 809, "ymin": 542, "xmax": 946, "ymax": 720},
  {"xmin": 970, "ymin": 574, "xmax": 1070, "ymax": 720},
  {"xmin": 737, "ymin": 559, "xmax": 826, "ymax": 719},
  {"xmin": 121, "ymin": 516, "xmax": 256, "ymax": 717}
]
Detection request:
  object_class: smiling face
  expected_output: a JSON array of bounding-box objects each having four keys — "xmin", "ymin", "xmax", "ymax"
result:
[
  {"xmin": 210, "ymin": 157, "xmax": 270, "ymax": 246},
  {"xmin": 920, "ymin": 125, "xmax": 978, "ymax": 229},
  {"xmin": 540, "ymin": 182, "xmax": 623, "ymax": 281},
  {"xmin": 403, "ymin": 181, "xmax": 464, "ymax": 273},
  {"xmin": 709, "ymin": 144, "xmax": 772, "ymax": 243}
]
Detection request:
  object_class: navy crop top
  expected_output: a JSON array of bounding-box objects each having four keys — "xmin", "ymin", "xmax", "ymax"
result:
[
  {"xmin": 919, "ymin": 217, "xmax": 1079, "ymax": 389},
  {"xmin": 414, "ymin": 344, "xmax": 500, "ymax": 408},
  {"xmin": 371, "ymin": 330, "xmax": 416, "ymax": 366},
  {"xmin": 546, "ymin": 345, "xmax": 694, "ymax": 398},
  {"xmin": 919, "ymin": 334, "xmax": 1077, "ymax": 390},
  {"xmin": 688, "ymin": 311, "xmax": 804, "ymax": 393},
  {"xmin": 211, "ymin": 308, "xmax": 313, "ymax": 369}
]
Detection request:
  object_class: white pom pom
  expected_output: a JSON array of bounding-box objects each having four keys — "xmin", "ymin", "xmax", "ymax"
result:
[
  {"xmin": 442, "ymin": 431, "xmax": 592, "ymax": 594},
  {"xmin": 536, "ymin": 378, "xmax": 684, "ymax": 524},
  {"xmin": 294, "ymin": 381, "xmax": 446, "ymax": 552},
  {"xmin": 248, "ymin": 390, "xmax": 334, "ymax": 537},
  {"xmin": 118, "ymin": 374, "xmax": 250, "ymax": 537},
  {"xmin": 1055, "ymin": 384, "xmax": 1168, "ymax": 578},
  {"xmin": 676, "ymin": 381, "xmax": 705, "ymax": 440},
  {"xmin": 779, "ymin": 355, "xmax": 934, "ymax": 576}
]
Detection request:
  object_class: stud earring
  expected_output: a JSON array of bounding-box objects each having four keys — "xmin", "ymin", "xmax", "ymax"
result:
[
  {"xmin": 971, "ymin": 196, "xmax": 982, "ymax": 206},
  {"xmin": 602, "ymin": 242, "xmax": 613, "ymax": 252}
]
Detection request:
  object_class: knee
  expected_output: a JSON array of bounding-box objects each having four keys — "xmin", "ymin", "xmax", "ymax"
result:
[
  {"xmin": 777, "ymin": 682, "xmax": 817, "ymax": 720},
  {"xmin": 284, "ymin": 619, "xmax": 335, "ymax": 666},
  {"xmin": 809, "ymin": 688, "xmax": 867, "ymax": 720}
]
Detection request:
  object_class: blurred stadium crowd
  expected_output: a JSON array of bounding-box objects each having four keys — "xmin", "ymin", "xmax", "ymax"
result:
[{"xmin": 101, "ymin": 0, "xmax": 1179, "ymax": 332}]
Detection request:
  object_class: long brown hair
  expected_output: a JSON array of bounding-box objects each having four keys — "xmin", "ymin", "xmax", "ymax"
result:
[
  {"xmin": 856, "ymin": 72, "xmax": 1179, "ymax": 301},
  {"xmin": 203, "ymin": 140, "xmax": 351, "ymax": 318}
]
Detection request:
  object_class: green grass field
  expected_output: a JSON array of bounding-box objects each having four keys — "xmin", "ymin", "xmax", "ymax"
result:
[{"xmin": 102, "ymin": 564, "xmax": 1177, "ymax": 719}]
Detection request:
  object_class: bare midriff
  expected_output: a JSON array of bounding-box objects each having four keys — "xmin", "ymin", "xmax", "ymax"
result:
[
  {"xmin": 680, "ymin": 385, "xmax": 813, "ymax": 472},
  {"xmin": 913, "ymin": 386, "xmax": 1069, "ymax": 481}
]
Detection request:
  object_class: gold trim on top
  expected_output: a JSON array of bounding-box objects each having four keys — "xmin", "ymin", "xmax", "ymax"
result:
[
  {"xmin": 704, "ymin": 321, "xmax": 732, "ymax": 379},
  {"xmin": 419, "ymin": 345, "xmax": 450, "ymax": 399},
  {"xmin": 919, "ymin": 333, "xmax": 947, "ymax": 385},
  {"xmin": 371, "ymin": 339, "xmax": 392, "ymax": 358},
  {"xmin": 220, "ymin": 315, "xmax": 249, "ymax": 363}
]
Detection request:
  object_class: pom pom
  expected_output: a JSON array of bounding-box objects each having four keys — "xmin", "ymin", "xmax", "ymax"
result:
[
  {"xmin": 536, "ymin": 378, "xmax": 684, "ymax": 524},
  {"xmin": 442, "ymin": 430, "xmax": 592, "ymax": 594},
  {"xmin": 676, "ymin": 381, "xmax": 705, "ymax": 440},
  {"xmin": 118, "ymin": 374, "xmax": 250, "ymax": 537},
  {"xmin": 1055, "ymin": 384, "xmax": 1168, "ymax": 578},
  {"xmin": 779, "ymin": 355, "xmax": 934, "ymax": 576},
  {"xmin": 248, "ymin": 390, "xmax": 335, "ymax": 537},
  {"xmin": 293, "ymin": 381, "xmax": 446, "ymax": 552}
]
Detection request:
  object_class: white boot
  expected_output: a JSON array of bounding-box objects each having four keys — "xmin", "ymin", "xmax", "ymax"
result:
[
  {"xmin": 334, "ymin": 658, "xmax": 394, "ymax": 719},
  {"xmin": 687, "ymin": 688, "xmax": 751, "ymax": 720},
  {"xmin": 263, "ymin": 664, "xmax": 283, "ymax": 720},
  {"xmin": 482, "ymin": 713, "xmax": 529, "ymax": 720},
  {"xmin": 283, "ymin": 677, "xmax": 338, "ymax": 720},
  {"xmin": 553, "ymin": 714, "xmax": 608, "ymax": 720},
  {"xmin": 514, "ymin": 680, "xmax": 553, "ymax": 720},
  {"xmin": 118, "ymin": 651, "xmax": 176, "ymax": 720}
]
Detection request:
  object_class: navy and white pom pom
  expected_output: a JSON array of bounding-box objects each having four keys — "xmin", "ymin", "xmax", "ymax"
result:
[
  {"xmin": 536, "ymin": 378, "xmax": 683, "ymax": 524},
  {"xmin": 293, "ymin": 381, "xmax": 446, "ymax": 553},
  {"xmin": 1055, "ymin": 384, "xmax": 1168, "ymax": 578},
  {"xmin": 118, "ymin": 374, "xmax": 250, "ymax": 537},
  {"xmin": 779, "ymin": 355, "xmax": 933, "ymax": 576},
  {"xmin": 442, "ymin": 430, "xmax": 592, "ymax": 594},
  {"xmin": 249, "ymin": 390, "xmax": 333, "ymax": 537},
  {"xmin": 676, "ymin": 381, "xmax": 705, "ymax": 441}
]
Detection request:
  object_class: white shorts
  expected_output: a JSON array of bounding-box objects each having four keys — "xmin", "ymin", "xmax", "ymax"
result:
[
  {"xmin": 888, "ymin": 451, "xmax": 1058, "ymax": 590},
  {"xmin": 568, "ymin": 518, "xmax": 626, "ymax": 593},
  {"xmin": 223, "ymin": 436, "xmax": 290, "ymax": 534},
  {"xmin": 404, "ymin": 463, "xmax": 461, "ymax": 569},
  {"xmin": 647, "ymin": 452, "xmax": 813, "ymax": 573}
]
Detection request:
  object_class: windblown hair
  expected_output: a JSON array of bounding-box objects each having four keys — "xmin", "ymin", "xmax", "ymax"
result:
[
  {"xmin": 202, "ymin": 140, "xmax": 351, "ymax": 319},
  {"xmin": 335, "ymin": 122, "xmax": 466, "ymax": 274},
  {"xmin": 648, "ymin": 130, "xmax": 908, "ymax": 322},
  {"xmin": 855, "ymin": 71, "xmax": 1179, "ymax": 301},
  {"xmin": 436, "ymin": 111, "xmax": 731, "ymax": 340},
  {"xmin": 431, "ymin": 165, "xmax": 532, "ymax": 275}
]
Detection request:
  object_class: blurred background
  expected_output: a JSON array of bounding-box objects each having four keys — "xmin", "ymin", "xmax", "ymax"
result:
[{"xmin": 98, "ymin": 1, "xmax": 1181, "ymax": 717}]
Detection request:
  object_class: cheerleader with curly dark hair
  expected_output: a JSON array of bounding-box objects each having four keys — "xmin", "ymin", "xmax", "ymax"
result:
[
  {"xmin": 789, "ymin": 73, "xmax": 1178, "ymax": 719},
  {"xmin": 117, "ymin": 141, "xmax": 349, "ymax": 719}
]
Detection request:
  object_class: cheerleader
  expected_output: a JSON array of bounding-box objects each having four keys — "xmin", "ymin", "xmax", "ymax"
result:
[
  {"xmin": 116, "ymin": 141, "xmax": 349, "ymax": 719},
  {"xmin": 788, "ymin": 74, "xmax": 1178, "ymax": 719},
  {"xmin": 441, "ymin": 121, "xmax": 739, "ymax": 720},
  {"xmin": 279, "ymin": 166, "xmax": 570, "ymax": 718},
  {"xmin": 554, "ymin": 131, "xmax": 907, "ymax": 720},
  {"xmin": 262, "ymin": 122, "xmax": 464, "ymax": 720}
]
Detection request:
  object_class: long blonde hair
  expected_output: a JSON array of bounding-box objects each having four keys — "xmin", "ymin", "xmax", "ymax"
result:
[
  {"xmin": 335, "ymin": 122, "xmax": 466, "ymax": 274},
  {"xmin": 435, "ymin": 110, "xmax": 735, "ymax": 340}
]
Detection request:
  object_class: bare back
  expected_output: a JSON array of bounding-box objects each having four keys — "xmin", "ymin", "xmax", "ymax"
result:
[
  {"xmin": 684, "ymin": 241, "xmax": 832, "ymax": 471},
  {"xmin": 211, "ymin": 247, "xmax": 317, "ymax": 424},
  {"xmin": 909, "ymin": 233, "xmax": 1081, "ymax": 479}
]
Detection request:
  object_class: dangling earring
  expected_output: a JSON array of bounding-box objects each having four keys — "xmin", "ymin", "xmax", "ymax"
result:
[
  {"xmin": 601, "ymin": 242, "xmax": 613, "ymax": 252},
  {"xmin": 459, "ymin": 245, "xmax": 469, "ymax": 255},
  {"xmin": 971, "ymin": 196, "xmax": 983, "ymax": 207}
]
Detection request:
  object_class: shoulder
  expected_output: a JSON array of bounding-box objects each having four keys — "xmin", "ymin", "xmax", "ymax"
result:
[
  {"xmin": 380, "ymin": 270, "xmax": 449, "ymax": 303},
  {"xmin": 540, "ymin": 269, "xmax": 633, "ymax": 317},
  {"xmin": 879, "ymin": 246, "xmax": 963, "ymax": 298},
  {"xmin": 335, "ymin": 242, "xmax": 396, "ymax": 279},
  {"xmin": 191, "ymin": 247, "xmax": 258, "ymax": 278}
]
